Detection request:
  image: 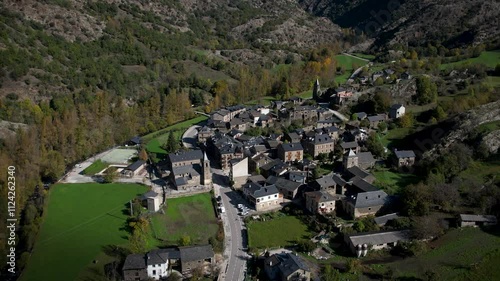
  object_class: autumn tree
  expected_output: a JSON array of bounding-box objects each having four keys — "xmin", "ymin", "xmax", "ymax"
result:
[{"xmin": 138, "ymin": 148, "xmax": 148, "ymax": 161}]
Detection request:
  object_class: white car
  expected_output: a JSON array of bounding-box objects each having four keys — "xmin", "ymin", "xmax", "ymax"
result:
[
  {"xmin": 238, "ymin": 204, "xmax": 244, "ymax": 209},
  {"xmin": 218, "ymin": 207, "xmax": 225, "ymax": 213}
]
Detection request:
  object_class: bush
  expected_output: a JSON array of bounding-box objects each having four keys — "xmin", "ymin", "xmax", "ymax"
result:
[
  {"xmin": 297, "ymin": 239, "xmax": 316, "ymax": 253},
  {"xmin": 391, "ymin": 240, "xmax": 427, "ymax": 257}
]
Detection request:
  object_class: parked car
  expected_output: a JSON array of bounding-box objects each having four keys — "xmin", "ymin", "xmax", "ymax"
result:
[{"xmin": 238, "ymin": 204, "xmax": 244, "ymax": 209}]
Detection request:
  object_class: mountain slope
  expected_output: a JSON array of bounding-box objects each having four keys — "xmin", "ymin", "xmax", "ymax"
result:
[{"xmin": 298, "ymin": 0, "xmax": 500, "ymax": 48}]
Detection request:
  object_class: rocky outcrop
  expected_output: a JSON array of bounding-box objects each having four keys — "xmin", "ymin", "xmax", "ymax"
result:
[{"xmin": 422, "ymin": 100, "xmax": 500, "ymax": 159}]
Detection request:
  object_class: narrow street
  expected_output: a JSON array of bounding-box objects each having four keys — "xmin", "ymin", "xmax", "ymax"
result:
[{"xmin": 215, "ymin": 184, "xmax": 248, "ymax": 281}]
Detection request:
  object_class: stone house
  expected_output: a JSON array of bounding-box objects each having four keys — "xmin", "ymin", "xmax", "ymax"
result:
[
  {"xmin": 393, "ymin": 149, "xmax": 416, "ymax": 170},
  {"xmin": 305, "ymin": 190, "xmax": 343, "ymax": 215},
  {"xmin": 277, "ymin": 143, "xmax": 304, "ymax": 163},
  {"xmin": 264, "ymin": 253, "xmax": 311, "ymax": 281},
  {"xmin": 302, "ymin": 133, "xmax": 334, "ymax": 158}
]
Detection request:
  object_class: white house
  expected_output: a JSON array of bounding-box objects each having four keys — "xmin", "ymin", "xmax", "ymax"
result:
[
  {"xmin": 146, "ymin": 249, "xmax": 170, "ymax": 279},
  {"xmin": 389, "ymin": 104, "xmax": 405, "ymax": 119},
  {"xmin": 242, "ymin": 182, "xmax": 282, "ymax": 211}
]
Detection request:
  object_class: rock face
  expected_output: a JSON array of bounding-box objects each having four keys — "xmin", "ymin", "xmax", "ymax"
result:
[
  {"xmin": 483, "ymin": 130, "xmax": 500, "ymax": 154},
  {"xmin": 423, "ymin": 100, "xmax": 500, "ymax": 159}
]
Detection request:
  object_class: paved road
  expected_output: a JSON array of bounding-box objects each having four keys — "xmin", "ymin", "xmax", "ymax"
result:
[
  {"xmin": 216, "ymin": 185, "xmax": 249, "ymax": 281},
  {"xmin": 182, "ymin": 125, "xmax": 200, "ymax": 149}
]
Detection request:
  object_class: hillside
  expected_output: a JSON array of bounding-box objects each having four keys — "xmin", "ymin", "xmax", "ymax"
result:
[
  {"xmin": 0, "ymin": 0, "xmax": 344, "ymax": 100},
  {"xmin": 299, "ymin": 0, "xmax": 500, "ymax": 49}
]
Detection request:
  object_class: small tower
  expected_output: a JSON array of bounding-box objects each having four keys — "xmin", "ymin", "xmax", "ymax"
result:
[
  {"xmin": 343, "ymin": 149, "xmax": 358, "ymax": 170},
  {"xmin": 313, "ymin": 79, "xmax": 321, "ymax": 101},
  {"xmin": 201, "ymin": 152, "xmax": 212, "ymax": 186}
]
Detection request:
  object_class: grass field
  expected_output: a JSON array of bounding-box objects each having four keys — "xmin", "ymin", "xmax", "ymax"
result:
[
  {"xmin": 144, "ymin": 115, "xmax": 208, "ymax": 156},
  {"xmin": 82, "ymin": 159, "xmax": 109, "ymax": 175},
  {"xmin": 150, "ymin": 193, "xmax": 218, "ymax": 245},
  {"xmin": 440, "ymin": 50, "xmax": 500, "ymax": 69},
  {"xmin": 378, "ymin": 128, "xmax": 412, "ymax": 148},
  {"xmin": 373, "ymin": 167, "xmax": 419, "ymax": 194},
  {"xmin": 386, "ymin": 227, "xmax": 500, "ymax": 280},
  {"xmin": 20, "ymin": 183, "xmax": 148, "ymax": 281},
  {"xmin": 334, "ymin": 54, "xmax": 369, "ymax": 84},
  {"xmin": 247, "ymin": 215, "xmax": 311, "ymax": 249},
  {"xmin": 459, "ymin": 158, "xmax": 500, "ymax": 184}
]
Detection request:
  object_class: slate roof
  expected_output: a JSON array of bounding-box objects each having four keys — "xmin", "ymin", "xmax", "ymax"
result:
[
  {"xmin": 175, "ymin": 177, "xmax": 188, "ymax": 186},
  {"xmin": 323, "ymin": 126, "xmax": 339, "ymax": 133},
  {"xmin": 168, "ymin": 150, "xmax": 203, "ymax": 163},
  {"xmin": 278, "ymin": 254, "xmax": 310, "ymax": 278},
  {"xmin": 355, "ymin": 112, "xmax": 367, "ymax": 119},
  {"xmin": 260, "ymin": 159, "xmax": 284, "ymax": 171},
  {"xmin": 130, "ymin": 136, "xmax": 142, "ymax": 144},
  {"xmin": 459, "ymin": 214, "xmax": 498, "ymax": 223},
  {"xmin": 266, "ymin": 176, "xmax": 301, "ymax": 192},
  {"xmin": 286, "ymin": 132, "xmax": 301, "ymax": 142},
  {"xmin": 309, "ymin": 134, "xmax": 333, "ymax": 144},
  {"xmin": 126, "ymin": 160, "xmax": 146, "ymax": 172},
  {"xmin": 244, "ymin": 182, "xmax": 279, "ymax": 198},
  {"xmin": 123, "ymin": 254, "xmax": 146, "ymax": 270},
  {"xmin": 390, "ymin": 104, "xmax": 404, "ymax": 110},
  {"xmin": 142, "ymin": 190, "xmax": 159, "ymax": 199},
  {"xmin": 341, "ymin": 141, "xmax": 358, "ymax": 149},
  {"xmin": 350, "ymin": 190, "xmax": 388, "ymax": 208},
  {"xmin": 306, "ymin": 190, "xmax": 342, "ymax": 203},
  {"xmin": 172, "ymin": 165, "xmax": 200, "ymax": 176},
  {"xmin": 332, "ymin": 174, "xmax": 347, "ymax": 186},
  {"xmin": 315, "ymin": 175, "xmax": 337, "ymax": 189},
  {"xmin": 265, "ymin": 140, "xmax": 280, "ymax": 149},
  {"xmin": 147, "ymin": 249, "xmax": 171, "ymax": 266},
  {"xmin": 179, "ymin": 245, "xmax": 214, "ymax": 262},
  {"xmin": 374, "ymin": 213, "xmax": 400, "ymax": 226},
  {"xmin": 247, "ymin": 174, "xmax": 266, "ymax": 184},
  {"xmin": 265, "ymin": 253, "xmax": 310, "ymax": 279},
  {"xmin": 367, "ymin": 115, "xmax": 385, "ymax": 122},
  {"xmin": 357, "ymin": 152, "xmax": 375, "ymax": 165},
  {"xmin": 280, "ymin": 143, "xmax": 303, "ymax": 152},
  {"xmin": 352, "ymin": 178, "xmax": 379, "ymax": 192},
  {"xmin": 347, "ymin": 166, "xmax": 372, "ymax": 180},
  {"xmin": 348, "ymin": 230, "xmax": 410, "ymax": 247},
  {"xmin": 394, "ymin": 150, "xmax": 416, "ymax": 158}
]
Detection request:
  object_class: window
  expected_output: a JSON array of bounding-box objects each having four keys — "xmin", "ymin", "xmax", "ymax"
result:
[
  {"xmin": 275, "ymin": 195, "xmax": 277, "ymax": 198},
  {"xmin": 368, "ymin": 208, "xmax": 372, "ymax": 211},
  {"xmin": 153, "ymin": 270, "xmax": 156, "ymax": 275}
]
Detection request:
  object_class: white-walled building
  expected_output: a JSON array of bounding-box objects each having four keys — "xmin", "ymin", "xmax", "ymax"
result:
[
  {"xmin": 389, "ymin": 104, "xmax": 405, "ymax": 119},
  {"xmin": 242, "ymin": 182, "xmax": 282, "ymax": 211},
  {"xmin": 230, "ymin": 157, "xmax": 249, "ymax": 188}
]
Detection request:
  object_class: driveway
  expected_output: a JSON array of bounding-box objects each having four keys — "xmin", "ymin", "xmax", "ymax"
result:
[
  {"xmin": 182, "ymin": 125, "xmax": 200, "ymax": 149},
  {"xmin": 215, "ymin": 185, "xmax": 249, "ymax": 281}
]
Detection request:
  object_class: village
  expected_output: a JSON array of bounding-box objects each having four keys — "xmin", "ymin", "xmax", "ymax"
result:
[{"xmin": 117, "ymin": 74, "xmax": 497, "ymax": 281}]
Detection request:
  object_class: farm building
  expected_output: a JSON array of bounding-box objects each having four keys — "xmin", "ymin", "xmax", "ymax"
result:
[
  {"xmin": 345, "ymin": 230, "xmax": 411, "ymax": 257},
  {"xmin": 458, "ymin": 214, "xmax": 497, "ymax": 227}
]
